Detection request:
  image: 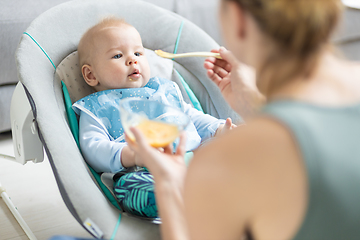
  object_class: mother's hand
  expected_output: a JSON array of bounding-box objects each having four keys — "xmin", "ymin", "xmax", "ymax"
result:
[
  {"xmin": 126, "ymin": 128, "xmax": 190, "ymax": 239},
  {"xmin": 204, "ymin": 47, "xmax": 264, "ymax": 118}
]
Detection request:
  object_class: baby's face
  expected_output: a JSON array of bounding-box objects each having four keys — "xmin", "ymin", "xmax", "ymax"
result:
[{"xmin": 90, "ymin": 24, "xmax": 151, "ymax": 91}]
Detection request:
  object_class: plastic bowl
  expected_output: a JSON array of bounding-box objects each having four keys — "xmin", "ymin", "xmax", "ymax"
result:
[{"xmin": 119, "ymin": 98, "xmax": 190, "ymax": 147}]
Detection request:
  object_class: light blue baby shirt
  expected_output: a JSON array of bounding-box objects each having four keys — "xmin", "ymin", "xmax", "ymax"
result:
[{"xmin": 73, "ymin": 77, "xmax": 224, "ymax": 173}]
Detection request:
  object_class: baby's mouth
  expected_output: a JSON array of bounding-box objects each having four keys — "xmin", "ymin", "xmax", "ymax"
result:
[{"xmin": 128, "ymin": 69, "xmax": 140, "ymax": 80}]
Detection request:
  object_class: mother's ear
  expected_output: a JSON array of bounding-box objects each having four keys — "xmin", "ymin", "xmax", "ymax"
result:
[
  {"xmin": 227, "ymin": 1, "xmax": 247, "ymax": 39},
  {"xmin": 82, "ymin": 64, "xmax": 98, "ymax": 87}
]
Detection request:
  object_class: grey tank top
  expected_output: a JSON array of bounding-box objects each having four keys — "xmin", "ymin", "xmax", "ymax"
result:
[{"xmin": 262, "ymin": 100, "xmax": 360, "ymax": 240}]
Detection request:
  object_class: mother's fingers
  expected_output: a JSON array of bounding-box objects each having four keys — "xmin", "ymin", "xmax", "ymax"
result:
[
  {"xmin": 210, "ymin": 49, "xmax": 220, "ymax": 53},
  {"xmin": 205, "ymin": 57, "xmax": 232, "ymax": 73},
  {"xmin": 214, "ymin": 65, "xmax": 230, "ymax": 79},
  {"xmin": 127, "ymin": 127, "xmax": 150, "ymax": 153},
  {"xmin": 176, "ymin": 132, "xmax": 187, "ymax": 156},
  {"xmin": 163, "ymin": 144, "xmax": 173, "ymax": 154},
  {"xmin": 125, "ymin": 133, "xmax": 136, "ymax": 149},
  {"xmin": 206, "ymin": 69, "xmax": 223, "ymax": 86},
  {"xmin": 204, "ymin": 61, "xmax": 229, "ymax": 78}
]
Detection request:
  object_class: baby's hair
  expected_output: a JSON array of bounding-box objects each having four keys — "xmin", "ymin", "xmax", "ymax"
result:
[
  {"xmin": 225, "ymin": 0, "xmax": 343, "ymax": 97},
  {"xmin": 95, "ymin": 16, "xmax": 130, "ymax": 29},
  {"xmin": 78, "ymin": 16, "xmax": 131, "ymax": 67}
]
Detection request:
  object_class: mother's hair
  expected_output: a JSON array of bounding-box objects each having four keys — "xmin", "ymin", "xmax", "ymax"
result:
[{"xmin": 225, "ymin": 0, "xmax": 343, "ymax": 97}]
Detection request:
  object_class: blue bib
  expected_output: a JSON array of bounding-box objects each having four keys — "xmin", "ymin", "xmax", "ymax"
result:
[{"xmin": 73, "ymin": 77, "xmax": 201, "ymax": 149}]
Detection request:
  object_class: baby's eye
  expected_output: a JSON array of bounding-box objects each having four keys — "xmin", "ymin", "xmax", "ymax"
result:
[
  {"xmin": 113, "ymin": 54, "xmax": 122, "ymax": 59},
  {"xmin": 134, "ymin": 52, "xmax": 141, "ymax": 57}
]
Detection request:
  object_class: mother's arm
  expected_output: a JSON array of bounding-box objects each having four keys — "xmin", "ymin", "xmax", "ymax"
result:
[{"xmin": 126, "ymin": 128, "xmax": 189, "ymax": 239}]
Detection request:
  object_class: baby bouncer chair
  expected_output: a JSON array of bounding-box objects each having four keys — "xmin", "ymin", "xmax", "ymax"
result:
[{"xmin": 12, "ymin": 0, "xmax": 240, "ymax": 238}]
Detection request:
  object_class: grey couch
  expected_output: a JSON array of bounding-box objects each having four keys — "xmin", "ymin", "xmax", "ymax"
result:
[
  {"xmin": 1, "ymin": 0, "xmax": 359, "ymax": 133},
  {"xmin": 1, "ymin": 1, "xmax": 72, "ymax": 133}
]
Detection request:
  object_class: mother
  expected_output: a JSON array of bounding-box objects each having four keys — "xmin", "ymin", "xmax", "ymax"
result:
[{"xmin": 128, "ymin": 0, "xmax": 360, "ymax": 239}]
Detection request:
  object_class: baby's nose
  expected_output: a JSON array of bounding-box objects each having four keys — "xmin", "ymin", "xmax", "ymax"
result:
[{"xmin": 127, "ymin": 58, "xmax": 138, "ymax": 65}]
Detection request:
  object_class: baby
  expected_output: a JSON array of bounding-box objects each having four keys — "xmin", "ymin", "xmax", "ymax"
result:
[{"xmin": 73, "ymin": 16, "xmax": 235, "ymax": 218}]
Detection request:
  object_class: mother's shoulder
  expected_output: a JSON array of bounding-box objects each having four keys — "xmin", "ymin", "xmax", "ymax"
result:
[{"xmin": 190, "ymin": 116, "xmax": 299, "ymax": 177}]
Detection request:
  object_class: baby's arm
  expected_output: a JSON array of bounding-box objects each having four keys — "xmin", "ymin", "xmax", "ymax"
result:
[
  {"xmin": 120, "ymin": 146, "xmax": 137, "ymax": 168},
  {"xmin": 79, "ymin": 113, "xmax": 136, "ymax": 173},
  {"xmin": 182, "ymin": 102, "xmax": 236, "ymax": 139},
  {"xmin": 182, "ymin": 102, "xmax": 225, "ymax": 140}
]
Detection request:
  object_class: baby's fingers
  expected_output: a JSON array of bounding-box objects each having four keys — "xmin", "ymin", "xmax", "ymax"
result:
[{"xmin": 224, "ymin": 118, "xmax": 233, "ymax": 130}]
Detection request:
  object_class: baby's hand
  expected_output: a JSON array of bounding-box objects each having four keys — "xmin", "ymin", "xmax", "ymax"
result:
[{"xmin": 214, "ymin": 118, "xmax": 237, "ymax": 137}]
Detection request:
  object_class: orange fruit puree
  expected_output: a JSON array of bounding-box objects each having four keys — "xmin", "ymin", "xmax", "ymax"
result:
[{"xmin": 133, "ymin": 119, "xmax": 179, "ymax": 147}]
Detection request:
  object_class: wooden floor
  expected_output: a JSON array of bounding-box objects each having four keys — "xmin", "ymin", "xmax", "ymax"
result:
[{"xmin": 0, "ymin": 131, "xmax": 92, "ymax": 240}]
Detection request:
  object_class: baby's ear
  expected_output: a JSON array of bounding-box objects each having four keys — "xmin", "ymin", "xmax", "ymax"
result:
[{"xmin": 82, "ymin": 64, "xmax": 98, "ymax": 87}]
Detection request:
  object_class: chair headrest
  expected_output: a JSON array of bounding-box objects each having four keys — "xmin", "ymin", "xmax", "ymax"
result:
[{"xmin": 56, "ymin": 49, "xmax": 174, "ymax": 104}]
